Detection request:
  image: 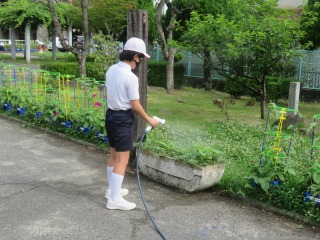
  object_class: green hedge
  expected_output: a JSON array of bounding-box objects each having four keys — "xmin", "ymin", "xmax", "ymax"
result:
[
  {"xmin": 224, "ymin": 76, "xmax": 294, "ymax": 101},
  {"xmin": 148, "ymin": 61, "xmax": 185, "ymax": 89},
  {"xmin": 266, "ymin": 77, "xmax": 292, "ymax": 102},
  {"xmin": 40, "ymin": 62, "xmax": 106, "ymax": 81},
  {"xmin": 40, "ymin": 61, "xmax": 186, "ymax": 89}
]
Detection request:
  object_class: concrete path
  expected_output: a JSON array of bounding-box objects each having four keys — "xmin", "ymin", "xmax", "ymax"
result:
[{"xmin": 0, "ymin": 116, "xmax": 319, "ymax": 240}]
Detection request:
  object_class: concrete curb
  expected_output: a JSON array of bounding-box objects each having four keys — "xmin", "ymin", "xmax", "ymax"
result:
[
  {"xmin": 0, "ymin": 112, "xmax": 110, "ymax": 155},
  {"xmin": 219, "ymin": 191, "xmax": 320, "ymax": 228},
  {"xmin": 1, "ymin": 111, "xmax": 319, "ymax": 228}
]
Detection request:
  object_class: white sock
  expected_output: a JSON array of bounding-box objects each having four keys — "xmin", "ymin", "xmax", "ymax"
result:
[
  {"xmin": 110, "ymin": 172, "xmax": 124, "ymax": 202},
  {"xmin": 106, "ymin": 166, "xmax": 113, "ymax": 188}
]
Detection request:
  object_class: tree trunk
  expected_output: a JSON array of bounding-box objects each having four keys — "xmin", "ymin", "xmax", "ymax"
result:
[
  {"xmin": 52, "ymin": 26, "xmax": 57, "ymax": 61},
  {"xmin": 24, "ymin": 23, "xmax": 31, "ymax": 64},
  {"xmin": 77, "ymin": 55, "xmax": 86, "ymax": 77},
  {"xmin": 167, "ymin": 47, "xmax": 176, "ymax": 94},
  {"xmin": 155, "ymin": 0, "xmax": 168, "ymax": 60},
  {"xmin": 10, "ymin": 28, "xmax": 16, "ymax": 61},
  {"xmin": 203, "ymin": 47, "xmax": 212, "ymax": 91},
  {"xmin": 155, "ymin": 0, "xmax": 180, "ymax": 93},
  {"xmin": 67, "ymin": 25, "xmax": 73, "ymax": 46},
  {"xmin": 260, "ymin": 78, "xmax": 266, "ymax": 119}
]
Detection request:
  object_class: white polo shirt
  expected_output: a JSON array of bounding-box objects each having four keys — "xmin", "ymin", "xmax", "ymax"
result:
[{"xmin": 105, "ymin": 61, "xmax": 140, "ymax": 111}]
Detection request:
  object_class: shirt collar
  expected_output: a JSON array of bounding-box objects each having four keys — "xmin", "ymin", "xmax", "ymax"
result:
[{"xmin": 118, "ymin": 61, "xmax": 132, "ymax": 70}]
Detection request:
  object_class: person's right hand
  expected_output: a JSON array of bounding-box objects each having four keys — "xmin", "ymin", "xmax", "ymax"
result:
[{"xmin": 148, "ymin": 117, "xmax": 158, "ymax": 129}]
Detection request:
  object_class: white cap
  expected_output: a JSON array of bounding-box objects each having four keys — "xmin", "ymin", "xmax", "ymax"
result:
[{"xmin": 124, "ymin": 37, "xmax": 150, "ymax": 58}]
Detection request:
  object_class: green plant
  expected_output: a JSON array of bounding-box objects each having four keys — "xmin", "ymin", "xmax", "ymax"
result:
[
  {"xmin": 245, "ymin": 150, "xmax": 296, "ymax": 193},
  {"xmin": 91, "ymin": 33, "xmax": 119, "ymax": 66},
  {"xmin": 245, "ymin": 97, "xmax": 256, "ymax": 106},
  {"xmin": 180, "ymin": 145, "xmax": 222, "ymax": 166},
  {"xmin": 213, "ymin": 97, "xmax": 235, "ymax": 120},
  {"xmin": 42, "ymin": 100, "xmax": 61, "ymax": 124},
  {"xmin": 80, "ymin": 107, "xmax": 105, "ymax": 133},
  {"xmin": 0, "ymin": 78, "xmax": 18, "ymax": 106},
  {"xmin": 142, "ymin": 125, "xmax": 223, "ymax": 166},
  {"xmin": 223, "ymin": 78, "xmax": 247, "ymax": 99},
  {"xmin": 300, "ymin": 160, "xmax": 320, "ymax": 196},
  {"xmin": 15, "ymin": 89, "xmax": 34, "ymax": 108}
]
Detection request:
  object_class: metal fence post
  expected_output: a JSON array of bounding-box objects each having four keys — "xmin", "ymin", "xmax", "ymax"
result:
[
  {"xmin": 187, "ymin": 52, "xmax": 192, "ymax": 76},
  {"xmin": 156, "ymin": 45, "xmax": 160, "ymax": 61},
  {"xmin": 298, "ymin": 56, "xmax": 302, "ymax": 81}
]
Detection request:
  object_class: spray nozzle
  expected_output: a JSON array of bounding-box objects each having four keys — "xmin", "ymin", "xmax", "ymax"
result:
[
  {"xmin": 145, "ymin": 116, "xmax": 166, "ymax": 133},
  {"xmin": 153, "ymin": 116, "xmax": 166, "ymax": 126}
]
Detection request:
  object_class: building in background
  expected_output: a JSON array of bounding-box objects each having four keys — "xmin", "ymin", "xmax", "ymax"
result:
[{"xmin": 278, "ymin": 0, "xmax": 304, "ymax": 8}]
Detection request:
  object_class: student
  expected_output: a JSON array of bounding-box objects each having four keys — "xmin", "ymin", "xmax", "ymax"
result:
[
  {"xmin": 0, "ymin": 41, "xmax": 5, "ymax": 51},
  {"xmin": 104, "ymin": 37, "xmax": 158, "ymax": 210},
  {"xmin": 35, "ymin": 39, "xmax": 45, "ymax": 53}
]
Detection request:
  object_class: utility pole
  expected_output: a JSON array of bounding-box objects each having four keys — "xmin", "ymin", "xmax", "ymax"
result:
[
  {"xmin": 127, "ymin": 9, "xmax": 149, "ymax": 141},
  {"xmin": 127, "ymin": 9, "xmax": 149, "ymax": 165}
]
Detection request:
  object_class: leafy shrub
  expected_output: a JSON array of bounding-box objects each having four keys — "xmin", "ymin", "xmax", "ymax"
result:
[
  {"xmin": 223, "ymin": 78, "xmax": 248, "ymax": 98},
  {"xmin": 142, "ymin": 125, "xmax": 223, "ymax": 166},
  {"xmin": 148, "ymin": 61, "xmax": 185, "ymax": 89},
  {"xmin": 40, "ymin": 62, "xmax": 79, "ymax": 78},
  {"xmin": 40, "ymin": 62, "xmax": 105, "ymax": 81},
  {"xmin": 41, "ymin": 60, "xmax": 186, "ymax": 87},
  {"xmin": 63, "ymin": 54, "xmax": 95, "ymax": 63},
  {"xmin": 266, "ymin": 77, "xmax": 292, "ymax": 102},
  {"xmin": 224, "ymin": 76, "xmax": 294, "ymax": 100}
]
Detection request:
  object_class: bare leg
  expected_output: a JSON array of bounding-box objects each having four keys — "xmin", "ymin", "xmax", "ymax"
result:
[
  {"xmin": 107, "ymin": 147, "xmax": 117, "ymax": 168},
  {"xmin": 107, "ymin": 149, "xmax": 130, "ymax": 201}
]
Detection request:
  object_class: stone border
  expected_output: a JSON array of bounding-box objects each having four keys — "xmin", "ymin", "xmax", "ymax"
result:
[{"xmin": 139, "ymin": 152, "xmax": 225, "ymax": 192}]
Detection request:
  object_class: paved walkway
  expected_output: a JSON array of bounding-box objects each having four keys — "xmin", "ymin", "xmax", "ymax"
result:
[{"xmin": 0, "ymin": 116, "xmax": 319, "ymax": 240}]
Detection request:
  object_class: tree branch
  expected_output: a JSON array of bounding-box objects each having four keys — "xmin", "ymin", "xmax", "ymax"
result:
[
  {"xmin": 47, "ymin": 0, "xmax": 78, "ymax": 55},
  {"xmin": 155, "ymin": 0, "xmax": 168, "ymax": 59}
]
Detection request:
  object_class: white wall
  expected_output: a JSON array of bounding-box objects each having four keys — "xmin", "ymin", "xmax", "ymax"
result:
[{"xmin": 278, "ymin": 0, "xmax": 304, "ymax": 8}]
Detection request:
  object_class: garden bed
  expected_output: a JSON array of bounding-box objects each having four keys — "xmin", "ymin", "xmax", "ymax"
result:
[{"xmin": 139, "ymin": 152, "xmax": 225, "ymax": 192}]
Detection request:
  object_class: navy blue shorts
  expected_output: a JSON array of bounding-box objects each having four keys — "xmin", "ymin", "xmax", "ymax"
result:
[{"xmin": 105, "ymin": 109, "xmax": 134, "ymax": 152}]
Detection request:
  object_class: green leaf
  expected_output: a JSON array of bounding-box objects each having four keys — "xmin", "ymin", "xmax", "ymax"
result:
[
  {"xmin": 313, "ymin": 172, "xmax": 320, "ymax": 184},
  {"xmin": 257, "ymin": 177, "xmax": 270, "ymax": 193}
]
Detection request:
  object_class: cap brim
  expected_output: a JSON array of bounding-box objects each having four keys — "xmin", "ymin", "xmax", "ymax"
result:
[{"xmin": 143, "ymin": 52, "xmax": 150, "ymax": 58}]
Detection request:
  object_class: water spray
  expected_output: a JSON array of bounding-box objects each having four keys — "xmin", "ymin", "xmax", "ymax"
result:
[{"xmin": 136, "ymin": 116, "xmax": 167, "ymax": 240}]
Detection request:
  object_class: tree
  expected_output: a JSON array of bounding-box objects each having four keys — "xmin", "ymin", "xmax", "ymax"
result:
[
  {"xmin": 0, "ymin": 0, "xmax": 53, "ymax": 30},
  {"xmin": 177, "ymin": 0, "xmax": 228, "ymax": 90},
  {"xmin": 87, "ymin": 0, "xmax": 136, "ymax": 40},
  {"xmin": 155, "ymin": 0, "xmax": 180, "ymax": 94},
  {"xmin": 0, "ymin": 0, "xmax": 52, "ymax": 62},
  {"xmin": 155, "ymin": 0, "xmax": 211, "ymax": 94},
  {"xmin": 137, "ymin": 0, "xmax": 157, "ymax": 43},
  {"xmin": 300, "ymin": 0, "xmax": 320, "ymax": 50},
  {"xmin": 184, "ymin": 0, "xmax": 306, "ymax": 119},
  {"xmin": 47, "ymin": 0, "xmax": 90, "ymax": 77}
]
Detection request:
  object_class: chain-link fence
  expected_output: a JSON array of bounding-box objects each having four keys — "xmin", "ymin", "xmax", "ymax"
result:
[
  {"xmin": 295, "ymin": 50, "xmax": 320, "ymax": 89},
  {"xmin": 148, "ymin": 45, "xmax": 320, "ymax": 89},
  {"xmin": 147, "ymin": 45, "xmax": 224, "ymax": 80}
]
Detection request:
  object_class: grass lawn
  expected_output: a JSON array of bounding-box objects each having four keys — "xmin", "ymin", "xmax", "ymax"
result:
[
  {"xmin": 147, "ymin": 86, "xmax": 320, "ymax": 128},
  {"xmin": 0, "ymin": 51, "xmax": 69, "ymax": 65}
]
